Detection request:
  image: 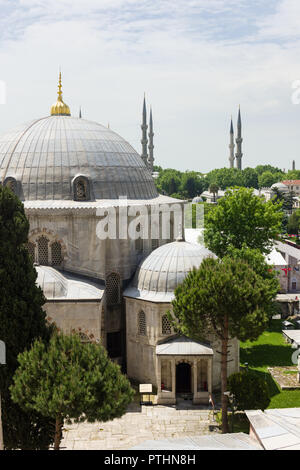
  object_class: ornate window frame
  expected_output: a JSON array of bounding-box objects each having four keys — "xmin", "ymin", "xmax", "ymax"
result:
[
  {"xmin": 28, "ymin": 228, "xmax": 67, "ymax": 266},
  {"xmin": 105, "ymin": 272, "xmax": 121, "ymax": 306},
  {"xmin": 72, "ymin": 175, "xmax": 91, "ymax": 201}
]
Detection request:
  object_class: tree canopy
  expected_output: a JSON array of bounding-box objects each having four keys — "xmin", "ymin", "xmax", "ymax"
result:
[
  {"xmin": 10, "ymin": 333, "xmax": 135, "ymax": 450},
  {"xmin": 169, "ymin": 254, "xmax": 278, "ymax": 432},
  {"xmin": 204, "ymin": 187, "xmax": 283, "ymax": 258},
  {"xmin": 0, "ymin": 186, "xmax": 54, "ymax": 449}
]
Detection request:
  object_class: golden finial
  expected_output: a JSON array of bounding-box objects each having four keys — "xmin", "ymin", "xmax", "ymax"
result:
[{"xmin": 50, "ymin": 71, "xmax": 71, "ymax": 116}]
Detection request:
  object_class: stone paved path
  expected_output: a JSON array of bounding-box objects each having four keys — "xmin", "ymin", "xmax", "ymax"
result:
[{"xmin": 61, "ymin": 404, "xmax": 218, "ymax": 450}]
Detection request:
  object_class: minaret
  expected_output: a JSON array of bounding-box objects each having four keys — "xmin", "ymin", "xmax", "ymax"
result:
[
  {"xmin": 141, "ymin": 95, "xmax": 148, "ymax": 166},
  {"xmin": 235, "ymin": 106, "xmax": 243, "ymax": 170},
  {"xmin": 148, "ymin": 107, "xmax": 154, "ymax": 172},
  {"xmin": 293, "ymin": 160, "xmax": 296, "ymax": 171},
  {"xmin": 229, "ymin": 117, "xmax": 235, "ymax": 168},
  {"xmin": 79, "ymin": 106, "xmax": 82, "ymax": 119}
]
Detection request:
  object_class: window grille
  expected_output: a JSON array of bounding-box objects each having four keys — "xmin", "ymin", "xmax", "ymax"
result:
[
  {"xmin": 138, "ymin": 311, "xmax": 146, "ymax": 336},
  {"xmin": 105, "ymin": 272, "xmax": 121, "ymax": 306},
  {"xmin": 51, "ymin": 241, "xmax": 62, "ymax": 266},
  {"xmin": 162, "ymin": 314, "xmax": 172, "ymax": 335},
  {"xmin": 37, "ymin": 236, "xmax": 49, "ymax": 265},
  {"xmin": 73, "ymin": 177, "xmax": 90, "ymax": 201}
]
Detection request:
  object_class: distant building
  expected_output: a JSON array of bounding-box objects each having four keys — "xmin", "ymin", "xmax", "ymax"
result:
[{"xmin": 281, "ymin": 180, "xmax": 300, "ymax": 196}]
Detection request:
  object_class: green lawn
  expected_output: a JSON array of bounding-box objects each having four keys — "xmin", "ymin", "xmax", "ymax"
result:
[{"xmin": 240, "ymin": 319, "xmax": 300, "ymax": 408}]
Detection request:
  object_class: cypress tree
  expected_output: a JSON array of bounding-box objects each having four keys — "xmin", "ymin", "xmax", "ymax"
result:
[{"xmin": 0, "ymin": 186, "xmax": 54, "ymax": 449}]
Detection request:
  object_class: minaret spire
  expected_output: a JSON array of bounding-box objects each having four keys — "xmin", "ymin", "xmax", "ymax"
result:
[
  {"xmin": 141, "ymin": 94, "xmax": 148, "ymax": 166},
  {"xmin": 79, "ymin": 106, "xmax": 82, "ymax": 119},
  {"xmin": 235, "ymin": 106, "xmax": 243, "ymax": 170},
  {"xmin": 148, "ymin": 107, "xmax": 154, "ymax": 172},
  {"xmin": 229, "ymin": 116, "xmax": 235, "ymax": 168}
]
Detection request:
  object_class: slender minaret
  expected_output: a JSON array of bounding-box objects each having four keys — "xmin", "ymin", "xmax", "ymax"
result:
[
  {"xmin": 229, "ymin": 117, "xmax": 235, "ymax": 168},
  {"xmin": 235, "ymin": 106, "xmax": 243, "ymax": 170},
  {"xmin": 148, "ymin": 107, "xmax": 154, "ymax": 172},
  {"xmin": 293, "ymin": 160, "xmax": 296, "ymax": 171},
  {"xmin": 141, "ymin": 95, "xmax": 148, "ymax": 166},
  {"xmin": 79, "ymin": 106, "xmax": 82, "ymax": 119}
]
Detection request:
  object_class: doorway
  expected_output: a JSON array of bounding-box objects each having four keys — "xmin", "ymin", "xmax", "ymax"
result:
[{"xmin": 176, "ymin": 362, "xmax": 191, "ymax": 394}]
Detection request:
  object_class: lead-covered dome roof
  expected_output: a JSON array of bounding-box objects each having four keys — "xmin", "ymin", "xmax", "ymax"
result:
[
  {"xmin": 124, "ymin": 240, "xmax": 216, "ymax": 302},
  {"xmin": 0, "ymin": 116, "xmax": 157, "ymax": 201}
]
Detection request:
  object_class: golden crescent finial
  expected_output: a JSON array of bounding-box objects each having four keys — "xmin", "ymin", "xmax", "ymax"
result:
[{"xmin": 50, "ymin": 71, "xmax": 71, "ymax": 116}]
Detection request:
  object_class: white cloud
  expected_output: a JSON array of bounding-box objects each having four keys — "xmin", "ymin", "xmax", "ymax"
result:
[{"xmin": 0, "ymin": 0, "xmax": 299, "ymax": 172}]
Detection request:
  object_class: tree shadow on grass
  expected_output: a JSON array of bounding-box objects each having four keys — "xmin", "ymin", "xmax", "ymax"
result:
[
  {"xmin": 240, "ymin": 344, "xmax": 293, "ymax": 369},
  {"xmin": 239, "ymin": 367, "xmax": 281, "ymax": 399}
]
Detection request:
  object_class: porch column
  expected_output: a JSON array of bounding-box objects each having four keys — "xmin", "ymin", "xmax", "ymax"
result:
[
  {"xmin": 157, "ymin": 356, "xmax": 162, "ymax": 395},
  {"xmin": 171, "ymin": 358, "xmax": 176, "ymax": 397},
  {"xmin": 193, "ymin": 359, "xmax": 197, "ymax": 397},
  {"xmin": 207, "ymin": 357, "xmax": 212, "ymax": 393}
]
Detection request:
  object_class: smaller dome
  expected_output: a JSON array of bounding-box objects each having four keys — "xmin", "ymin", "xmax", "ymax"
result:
[
  {"xmin": 35, "ymin": 265, "xmax": 67, "ymax": 298},
  {"xmin": 192, "ymin": 196, "xmax": 203, "ymax": 203},
  {"xmin": 125, "ymin": 240, "xmax": 216, "ymax": 301},
  {"xmin": 271, "ymin": 182, "xmax": 288, "ymax": 192}
]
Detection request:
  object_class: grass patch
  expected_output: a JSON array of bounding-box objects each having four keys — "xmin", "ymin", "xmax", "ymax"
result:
[{"xmin": 240, "ymin": 319, "xmax": 300, "ymax": 408}]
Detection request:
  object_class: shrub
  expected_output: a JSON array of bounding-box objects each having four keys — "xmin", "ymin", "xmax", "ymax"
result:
[{"xmin": 228, "ymin": 370, "xmax": 270, "ymax": 411}]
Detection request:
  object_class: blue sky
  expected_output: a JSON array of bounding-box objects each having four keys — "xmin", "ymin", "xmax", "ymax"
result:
[{"xmin": 0, "ymin": 0, "xmax": 300, "ymax": 172}]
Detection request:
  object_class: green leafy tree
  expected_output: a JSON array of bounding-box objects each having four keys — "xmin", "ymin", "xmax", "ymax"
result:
[
  {"xmin": 180, "ymin": 171, "xmax": 207, "ymax": 199},
  {"xmin": 287, "ymin": 210, "xmax": 300, "ymax": 235},
  {"xmin": 283, "ymin": 170, "xmax": 300, "ymax": 180},
  {"xmin": 255, "ymin": 164, "xmax": 284, "ymax": 176},
  {"xmin": 258, "ymin": 171, "xmax": 279, "ymax": 188},
  {"xmin": 10, "ymin": 333, "xmax": 135, "ymax": 450},
  {"xmin": 155, "ymin": 169, "xmax": 182, "ymax": 195},
  {"xmin": 169, "ymin": 256, "xmax": 277, "ymax": 433},
  {"xmin": 0, "ymin": 186, "xmax": 54, "ymax": 449},
  {"xmin": 209, "ymin": 183, "xmax": 219, "ymax": 202},
  {"xmin": 206, "ymin": 168, "xmax": 244, "ymax": 190},
  {"xmin": 204, "ymin": 187, "xmax": 282, "ymax": 258},
  {"xmin": 241, "ymin": 167, "xmax": 259, "ymax": 189},
  {"xmin": 228, "ymin": 370, "xmax": 270, "ymax": 411}
]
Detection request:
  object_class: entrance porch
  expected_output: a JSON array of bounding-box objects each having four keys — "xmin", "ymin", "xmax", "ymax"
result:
[{"xmin": 156, "ymin": 336, "xmax": 213, "ymax": 405}]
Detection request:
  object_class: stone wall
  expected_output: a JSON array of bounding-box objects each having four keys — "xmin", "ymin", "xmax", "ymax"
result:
[
  {"xmin": 125, "ymin": 297, "xmax": 240, "ymax": 391},
  {"xmin": 44, "ymin": 300, "xmax": 102, "ymax": 342}
]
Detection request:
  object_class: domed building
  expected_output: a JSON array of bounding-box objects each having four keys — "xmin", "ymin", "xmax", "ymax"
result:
[
  {"xmin": 124, "ymin": 239, "xmax": 239, "ymax": 404},
  {"xmin": 0, "ymin": 74, "xmax": 239, "ymax": 404}
]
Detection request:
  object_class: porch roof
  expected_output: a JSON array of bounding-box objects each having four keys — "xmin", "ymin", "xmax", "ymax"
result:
[{"xmin": 156, "ymin": 335, "xmax": 213, "ymax": 356}]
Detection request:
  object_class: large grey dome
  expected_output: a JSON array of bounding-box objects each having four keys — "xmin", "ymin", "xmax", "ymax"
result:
[
  {"xmin": 124, "ymin": 240, "xmax": 216, "ymax": 301},
  {"xmin": 0, "ymin": 115, "xmax": 157, "ymax": 201}
]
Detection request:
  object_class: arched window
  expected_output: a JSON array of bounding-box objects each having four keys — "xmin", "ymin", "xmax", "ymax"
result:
[
  {"xmin": 51, "ymin": 241, "xmax": 62, "ymax": 266},
  {"xmin": 138, "ymin": 310, "xmax": 146, "ymax": 336},
  {"xmin": 73, "ymin": 176, "xmax": 90, "ymax": 201},
  {"xmin": 105, "ymin": 272, "xmax": 121, "ymax": 306},
  {"xmin": 37, "ymin": 236, "xmax": 49, "ymax": 265},
  {"xmin": 27, "ymin": 242, "xmax": 35, "ymax": 262},
  {"xmin": 162, "ymin": 314, "xmax": 172, "ymax": 335}
]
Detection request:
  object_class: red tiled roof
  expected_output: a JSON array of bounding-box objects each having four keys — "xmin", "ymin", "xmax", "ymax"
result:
[{"xmin": 282, "ymin": 180, "xmax": 300, "ymax": 185}]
